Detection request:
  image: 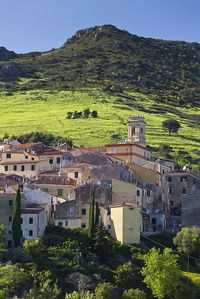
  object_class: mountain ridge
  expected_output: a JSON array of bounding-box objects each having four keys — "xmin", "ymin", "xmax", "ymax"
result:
[{"xmin": 0, "ymin": 24, "xmax": 200, "ymax": 107}]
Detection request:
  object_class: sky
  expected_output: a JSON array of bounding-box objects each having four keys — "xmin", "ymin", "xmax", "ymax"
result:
[{"xmin": 1, "ymin": 0, "xmax": 200, "ymax": 53}]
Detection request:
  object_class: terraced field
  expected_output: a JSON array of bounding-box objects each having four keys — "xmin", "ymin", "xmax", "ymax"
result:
[{"xmin": 0, "ymin": 88, "xmax": 200, "ymax": 166}]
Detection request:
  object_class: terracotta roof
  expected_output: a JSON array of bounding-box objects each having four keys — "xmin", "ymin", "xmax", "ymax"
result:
[
  {"xmin": 38, "ymin": 151, "xmax": 63, "ymax": 156},
  {"xmin": 21, "ymin": 207, "xmax": 44, "ymax": 214},
  {"xmin": 0, "ymin": 160, "xmax": 39, "ymax": 165},
  {"xmin": 105, "ymin": 143, "xmax": 148, "ymax": 150},
  {"xmin": 21, "ymin": 143, "xmax": 42, "ymax": 148}
]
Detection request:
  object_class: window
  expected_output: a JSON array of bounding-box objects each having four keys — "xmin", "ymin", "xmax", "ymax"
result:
[
  {"xmin": 32, "ymin": 157, "xmax": 34, "ymax": 161},
  {"xmin": 21, "ymin": 165, "xmax": 25, "ymax": 172},
  {"xmin": 9, "ymin": 216, "xmax": 12, "ymax": 222},
  {"xmin": 21, "ymin": 218, "xmax": 23, "ymax": 224},
  {"xmin": 6, "ymin": 153, "xmax": 11, "ymax": 158},
  {"xmin": 58, "ymin": 222, "xmax": 63, "ymax": 226},
  {"xmin": 141, "ymin": 127, "xmax": 144, "ymax": 134},
  {"xmin": 152, "ymin": 218, "xmax": 156, "ymax": 224},
  {"xmin": 25, "ymin": 155, "xmax": 28, "ymax": 159},
  {"xmin": 58, "ymin": 189, "xmax": 63, "ymax": 197},
  {"xmin": 74, "ymin": 172, "xmax": 79, "ymax": 178},
  {"xmin": 136, "ymin": 190, "xmax": 140, "ymax": 196},
  {"xmin": 13, "ymin": 165, "xmax": 17, "ymax": 171},
  {"xmin": 29, "ymin": 217, "xmax": 33, "ymax": 224},
  {"xmin": 8, "ymin": 230, "xmax": 12, "ymax": 234},
  {"xmin": 7, "ymin": 240, "xmax": 12, "ymax": 247},
  {"xmin": 147, "ymin": 190, "xmax": 150, "ymax": 197},
  {"xmin": 170, "ymin": 200, "xmax": 174, "ymax": 206},
  {"xmin": 82, "ymin": 208, "xmax": 86, "ymax": 215},
  {"xmin": 21, "ymin": 230, "xmax": 23, "ymax": 237},
  {"xmin": 167, "ymin": 177, "xmax": 172, "ymax": 182},
  {"xmin": 81, "ymin": 224, "xmax": 86, "ymax": 228},
  {"xmin": 29, "ymin": 230, "xmax": 33, "ymax": 237},
  {"xmin": 107, "ymin": 225, "xmax": 111, "ymax": 229},
  {"xmin": 132, "ymin": 127, "xmax": 135, "ymax": 135},
  {"xmin": 182, "ymin": 188, "xmax": 186, "ymax": 194},
  {"xmin": 57, "ymin": 157, "xmax": 61, "ymax": 164},
  {"xmin": 180, "ymin": 176, "xmax": 187, "ymax": 182},
  {"xmin": 65, "ymin": 221, "xmax": 68, "ymax": 227},
  {"xmin": 31, "ymin": 165, "xmax": 35, "ymax": 171},
  {"xmin": 169, "ymin": 188, "xmax": 172, "ymax": 194},
  {"xmin": 8, "ymin": 200, "xmax": 13, "ymax": 207},
  {"xmin": 4, "ymin": 166, "xmax": 8, "ymax": 171},
  {"xmin": 49, "ymin": 159, "xmax": 53, "ymax": 164}
]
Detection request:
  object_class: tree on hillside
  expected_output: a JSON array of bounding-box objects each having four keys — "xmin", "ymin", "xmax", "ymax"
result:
[
  {"xmin": 12, "ymin": 188, "xmax": 22, "ymax": 247},
  {"xmin": 83, "ymin": 109, "xmax": 91, "ymax": 118},
  {"xmin": 173, "ymin": 227, "xmax": 200, "ymax": 257},
  {"xmin": 141, "ymin": 247, "xmax": 181, "ymax": 299},
  {"xmin": 91, "ymin": 110, "xmax": 98, "ymax": 118},
  {"xmin": 94, "ymin": 217, "xmax": 113, "ymax": 262},
  {"xmin": 162, "ymin": 119, "xmax": 181, "ymax": 135},
  {"xmin": 0, "ymin": 224, "xmax": 5, "ymax": 246},
  {"xmin": 114, "ymin": 263, "xmax": 136, "ymax": 290},
  {"xmin": 95, "ymin": 283, "xmax": 120, "ymax": 299},
  {"xmin": 88, "ymin": 187, "xmax": 95, "ymax": 239},
  {"xmin": 95, "ymin": 202, "xmax": 100, "ymax": 228},
  {"xmin": 122, "ymin": 288, "xmax": 147, "ymax": 299}
]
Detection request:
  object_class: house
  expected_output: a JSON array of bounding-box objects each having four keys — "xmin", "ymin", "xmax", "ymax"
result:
[
  {"xmin": 21, "ymin": 207, "xmax": 47, "ymax": 241},
  {"xmin": 30, "ymin": 173, "xmax": 76, "ymax": 200},
  {"xmin": 0, "ymin": 150, "xmax": 40, "ymax": 177},
  {"xmin": 165, "ymin": 172, "xmax": 200, "ymax": 227},
  {"xmin": 109, "ymin": 203, "xmax": 141, "ymax": 244}
]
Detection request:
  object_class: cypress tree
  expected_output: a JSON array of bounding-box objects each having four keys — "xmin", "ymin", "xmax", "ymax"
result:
[
  {"xmin": 95, "ymin": 202, "xmax": 100, "ymax": 229},
  {"xmin": 88, "ymin": 187, "xmax": 95, "ymax": 238},
  {"xmin": 12, "ymin": 188, "xmax": 21, "ymax": 247}
]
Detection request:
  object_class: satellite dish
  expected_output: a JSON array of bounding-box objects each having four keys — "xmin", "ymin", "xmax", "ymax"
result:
[
  {"xmin": 96, "ymin": 180, "xmax": 101, "ymax": 186},
  {"xmin": 183, "ymin": 166, "xmax": 187, "ymax": 171}
]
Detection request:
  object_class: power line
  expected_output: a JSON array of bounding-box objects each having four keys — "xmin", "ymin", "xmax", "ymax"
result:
[{"xmin": 124, "ymin": 223, "xmax": 200, "ymax": 262}]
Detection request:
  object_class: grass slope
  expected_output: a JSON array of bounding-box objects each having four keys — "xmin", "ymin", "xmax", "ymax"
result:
[{"xmin": 0, "ymin": 88, "xmax": 200, "ymax": 166}]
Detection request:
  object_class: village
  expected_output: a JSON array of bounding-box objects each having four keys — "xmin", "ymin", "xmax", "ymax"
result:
[{"xmin": 0, "ymin": 116, "xmax": 199, "ymax": 247}]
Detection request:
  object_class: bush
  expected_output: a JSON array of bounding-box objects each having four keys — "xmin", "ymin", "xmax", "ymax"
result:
[
  {"xmin": 122, "ymin": 288, "xmax": 147, "ymax": 299},
  {"xmin": 95, "ymin": 283, "xmax": 120, "ymax": 299}
]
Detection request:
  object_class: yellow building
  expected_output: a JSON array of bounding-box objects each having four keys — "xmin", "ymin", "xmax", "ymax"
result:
[
  {"xmin": 0, "ymin": 151, "xmax": 39, "ymax": 177},
  {"xmin": 110, "ymin": 203, "xmax": 141, "ymax": 244}
]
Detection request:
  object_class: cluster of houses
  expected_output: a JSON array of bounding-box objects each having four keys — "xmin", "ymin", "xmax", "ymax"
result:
[{"xmin": 0, "ymin": 116, "xmax": 200, "ymax": 247}]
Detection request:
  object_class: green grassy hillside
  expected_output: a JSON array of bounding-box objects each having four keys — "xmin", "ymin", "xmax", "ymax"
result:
[{"xmin": 0, "ymin": 88, "xmax": 200, "ymax": 168}]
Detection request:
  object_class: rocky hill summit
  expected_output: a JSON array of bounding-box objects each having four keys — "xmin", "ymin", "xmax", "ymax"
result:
[{"xmin": 1, "ymin": 25, "xmax": 200, "ymax": 106}]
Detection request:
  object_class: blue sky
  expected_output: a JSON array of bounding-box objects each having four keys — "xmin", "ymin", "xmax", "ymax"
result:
[{"xmin": 1, "ymin": 0, "xmax": 200, "ymax": 53}]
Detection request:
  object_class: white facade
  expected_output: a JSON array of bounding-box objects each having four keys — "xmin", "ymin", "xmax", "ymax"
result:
[{"xmin": 21, "ymin": 209, "xmax": 47, "ymax": 241}]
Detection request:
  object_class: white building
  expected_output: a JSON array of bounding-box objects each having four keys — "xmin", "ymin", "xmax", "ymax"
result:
[{"xmin": 21, "ymin": 207, "xmax": 47, "ymax": 241}]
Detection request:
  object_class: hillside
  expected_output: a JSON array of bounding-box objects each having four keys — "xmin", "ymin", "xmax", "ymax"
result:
[{"xmin": 0, "ymin": 25, "xmax": 200, "ymax": 167}]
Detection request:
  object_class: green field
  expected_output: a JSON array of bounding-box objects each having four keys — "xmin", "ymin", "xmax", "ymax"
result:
[{"xmin": 0, "ymin": 88, "xmax": 200, "ymax": 166}]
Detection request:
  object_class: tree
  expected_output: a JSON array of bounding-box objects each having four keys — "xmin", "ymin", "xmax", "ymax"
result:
[
  {"xmin": 94, "ymin": 217, "xmax": 113, "ymax": 261},
  {"xmin": 173, "ymin": 227, "xmax": 200, "ymax": 257},
  {"xmin": 22, "ymin": 271, "xmax": 61, "ymax": 299},
  {"xmin": 122, "ymin": 288, "xmax": 146, "ymax": 299},
  {"xmin": 95, "ymin": 283, "xmax": 120, "ymax": 299},
  {"xmin": 95, "ymin": 202, "xmax": 100, "ymax": 228},
  {"xmin": 91, "ymin": 110, "xmax": 98, "ymax": 118},
  {"xmin": 88, "ymin": 187, "xmax": 95, "ymax": 239},
  {"xmin": 65, "ymin": 291, "xmax": 94, "ymax": 299},
  {"xmin": 12, "ymin": 188, "xmax": 22, "ymax": 247},
  {"xmin": 114, "ymin": 263, "xmax": 136, "ymax": 290},
  {"xmin": 141, "ymin": 247, "xmax": 181, "ymax": 299},
  {"xmin": 162, "ymin": 119, "xmax": 181, "ymax": 135},
  {"xmin": 0, "ymin": 224, "xmax": 5, "ymax": 246},
  {"xmin": 66, "ymin": 112, "xmax": 73, "ymax": 119},
  {"xmin": 83, "ymin": 109, "xmax": 91, "ymax": 118}
]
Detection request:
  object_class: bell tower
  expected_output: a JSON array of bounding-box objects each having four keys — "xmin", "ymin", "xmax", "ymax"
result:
[{"xmin": 128, "ymin": 116, "xmax": 146, "ymax": 146}]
